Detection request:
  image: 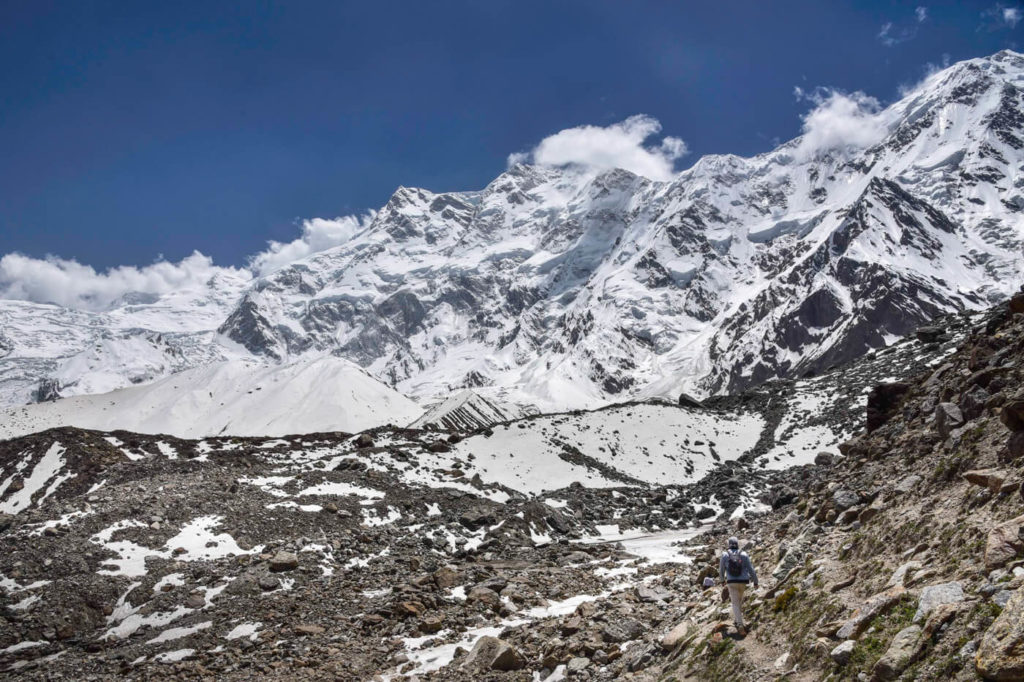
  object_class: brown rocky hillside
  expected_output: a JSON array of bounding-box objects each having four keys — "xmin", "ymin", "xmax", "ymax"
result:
[{"xmin": 636, "ymin": 288, "xmax": 1024, "ymax": 681}]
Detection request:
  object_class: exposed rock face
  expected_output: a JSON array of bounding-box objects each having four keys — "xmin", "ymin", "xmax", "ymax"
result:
[{"xmin": 976, "ymin": 589, "xmax": 1024, "ymax": 680}]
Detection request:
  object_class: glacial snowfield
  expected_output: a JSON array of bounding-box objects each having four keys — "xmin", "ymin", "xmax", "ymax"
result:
[{"xmin": 0, "ymin": 356, "xmax": 422, "ymax": 440}]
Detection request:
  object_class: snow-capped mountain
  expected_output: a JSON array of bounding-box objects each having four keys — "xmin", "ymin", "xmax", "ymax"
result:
[{"xmin": 2, "ymin": 51, "xmax": 1023, "ymax": 415}]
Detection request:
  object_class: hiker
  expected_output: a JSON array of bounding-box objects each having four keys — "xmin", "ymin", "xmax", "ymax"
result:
[{"xmin": 719, "ymin": 536, "xmax": 758, "ymax": 635}]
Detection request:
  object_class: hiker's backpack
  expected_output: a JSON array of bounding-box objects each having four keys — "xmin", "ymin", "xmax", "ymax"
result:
[{"xmin": 726, "ymin": 549, "xmax": 744, "ymax": 578}]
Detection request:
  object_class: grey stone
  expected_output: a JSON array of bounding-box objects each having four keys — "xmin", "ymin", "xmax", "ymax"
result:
[
  {"xmin": 462, "ymin": 635, "xmax": 526, "ymax": 671},
  {"xmin": 661, "ymin": 620, "xmax": 695, "ymax": 650},
  {"xmin": 837, "ymin": 586, "xmax": 906, "ymax": 639},
  {"xmin": 832, "ymin": 489, "xmax": 861, "ymax": 511},
  {"xmin": 269, "ymin": 551, "xmax": 299, "ymax": 572},
  {"xmin": 602, "ymin": 618, "xmax": 644, "ymax": 643},
  {"xmin": 913, "ymin": 582, "xmax": 964, "ymax": 622},
  {"xmin": 814, "ymin": 452, "xmax": 835, "ymax": 466},
  {"xmin": 993, "ymin": 590, "xmax": 1013, "ymax": 608},
  {"xmin": 566, "ymin": 656, "xmax": 590, "ymax": 673},
  {"xmin": 894, "ymin": 475, "xmax": 922, "ymax": 494},
  {"xmin": 636, "ymin": 585, "xmax": 671, "ymax": 603},
  {"xmin": 935, "ymin": 402, "xmax": 965, "ymax": 438},
  {"xmin": 885, "ymin": 561, "xmax": 923, "ymax": 589},
  {"xmin": 830, "ymin": 640, "xmax": 856, "ymax": 666},
  {"xmin": 871, "ymin": 625, "xmax": 921, "ymax": 681}
]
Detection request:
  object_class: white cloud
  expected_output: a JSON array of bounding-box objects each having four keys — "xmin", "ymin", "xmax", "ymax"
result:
[
  {"xmin": 1004, "ymin": 6, "xmax": 1022, "ymax": 26},
  {"xmin": 793, "ymin": 88, "xmax": 888, "ymax": 160},
  {"xmin": 249, "ymin": 213, "xmax": 375, "ymax": 275},
  {"xmin": 0, "ymin": 251, "xmax": 246, "ymax": 311},
  {"xmin": 916, "ymin": 6, "xmax": 928, "ymax": 22},
  {"xmin": 508, "ymin": 115, "xmax": 688, "ymax": 181},
  {"xmin": 0, "ymin": 211, "xmax": 377, "ymax": 310}
]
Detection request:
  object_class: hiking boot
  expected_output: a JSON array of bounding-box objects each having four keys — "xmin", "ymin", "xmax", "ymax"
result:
[{"xmin": 736, "ymin": 624, "xmax": 747, "ymax": 636}]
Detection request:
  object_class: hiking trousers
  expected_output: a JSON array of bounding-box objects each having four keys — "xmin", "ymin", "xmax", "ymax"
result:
[{"xmin": 727, "ymin": 583, "xmax": 746, "ymax": 627}]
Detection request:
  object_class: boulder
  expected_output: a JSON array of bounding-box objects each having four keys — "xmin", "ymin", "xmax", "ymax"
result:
[
  {"xmin": 894, "ymin": 475, "xmax": 922, "ymax": 494},
  {"xmin": 294, "ymin": 624, "xmax": 325, "ymax": 636},
  {"xmin": 832, "ymin": 489, "xmax": 861, "ymax": 511},
  {"xmin": 566, "ymin": 657, "xmax": 590, "ymax": 673},
  {"xmin": 935, "ymin": 402, "xmax": 965, "ymax": 438},
  {"xmin": 661, "ymin": 620, "xmax": 696, "ymax": 650},
  {"xmin": 462, "ymin": 636, "xmax": 526, "ymax": 672},
  {"xmin": 420, "ymin": 614, "xmax": 445, "ymax": 633},
  {"xmin": 922, "ymin": 603, "xmax": 961, "ymax": 639},
  {"xmin": 867, "ymin": 383, "xmax": 911, "ymax": 432},
  {"xmin": 636, "ymin": 585, "xmax": 671, "ymax": 603},
  {"xmin": 458, "ymin": 506, "xmax": 495, "ymax": 530},
  {"xmin": 1009, "ymin": 292, "xmax": 1024, "ymax": 314},
  {"xmin": 772, "ymin": 544, "xmax": 805, "ymax": 582},
  {"xmin": 885, "ymin": 561, "xmax": 923, "ymax": 589},
  {"xmin": 963, "ymin": 469, "xmax": 1010, "ymax": 493},
  {"xmin": 830, "ymin": 639, "xmax": 856, "ymax": 666},
  {"xmin": 394, "ymin": 601, "xmax": 425, "ymax": 617},
  {"xmin": 433, "ymin": 566, "xmax": 460, "ymax": 589},
  {"xmin": 467, "ymin": 586, "xmax": 501, "ymax": 610},
  {"xmin": 269, "ymin": 551, "xmax": 299, "ymax": 572},
  {"xmin": 836, "ymin": 586, "xmax": 906, "ymax": 639},
  {"xmin": 859, "ymin": 505, "xmax": 882, "ymax": 523},
  {"xmin": 354, "ymin": 433, "xmax": 374, "ymax": 448},
  {"xmin": 985, "ymin": 515, "xmax": 1024, "ymax": 570},
  {"xmin": 602, "ymin": 618, "xmax": 644, "ymax": 643},
  {"xmin": 871, "ymin": 625, "xmax": 921, "ymax": 681},
  {"xmin": 976, "ymin": 588, "xmax": 1024, "ymax": 680},
  {"xmin": 1000, "ymin": 396, "xmax": 1024, "ymax": 432},
  {"xmin": 814, "ymin": 452, "xmax": 836, "ymax": 466},
  {"xmin": 769, "ymin": 485, "xmax": 799, "ymax": 510},
  {"xmin": 916, "ymin": 326, "xmax": 946, "ymax": 344},
  {"xmin": 961, "ymin": 386, "xmax": 991, "ymax": 421},
  {"xmin": 913, "ymin": 582, "xmax": 964, "ymax": 622},
  {"xmin": 1006, "ymin": 431, "xmax": 1024, "ymax": 462}
]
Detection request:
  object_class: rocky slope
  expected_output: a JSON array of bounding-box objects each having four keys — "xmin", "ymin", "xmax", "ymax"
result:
[
  {"xmin": 0, "ymin": 297, "xmax": 999, "ymax": 680},
  {"xmin": 621, "ymin": 287, "xmax": 1024, "ymax": 681},
  {"xmin": 3, "ymin": 51, "xmax": 1023, "ymax": 416}
]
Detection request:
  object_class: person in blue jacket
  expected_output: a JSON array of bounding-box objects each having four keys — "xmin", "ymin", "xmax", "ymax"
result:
[{"xmin": 719, "ymin": 536, "xmax": 758, "ymax": 635}]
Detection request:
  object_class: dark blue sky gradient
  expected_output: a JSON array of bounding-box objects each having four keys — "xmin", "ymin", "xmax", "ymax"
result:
[{"xmin": 0, "ymin": 1, "xmax": 1020, "ymax": 268}]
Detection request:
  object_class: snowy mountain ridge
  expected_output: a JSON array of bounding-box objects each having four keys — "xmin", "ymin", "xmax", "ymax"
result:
[{"xmin": 2, "ymin": 50, "xmax": 1023, "ymax": 416}]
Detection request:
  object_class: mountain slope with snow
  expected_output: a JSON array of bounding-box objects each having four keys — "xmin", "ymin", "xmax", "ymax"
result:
[
  {"xmin": 1, "ymin": 51, "xmax": 1023, "ymax": 417},
  {"xmin": 215, "ymin": 51, "xmax": 1024, "ymax": 408},
  {"xmin": 0, "ymin": 356, "xmax": 422, "ymax": 439}
]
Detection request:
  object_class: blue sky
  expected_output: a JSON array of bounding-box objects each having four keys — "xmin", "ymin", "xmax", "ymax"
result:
[{"xmin": 0, "ymin": 1, "xmax": 1021, "ymax": 271}]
